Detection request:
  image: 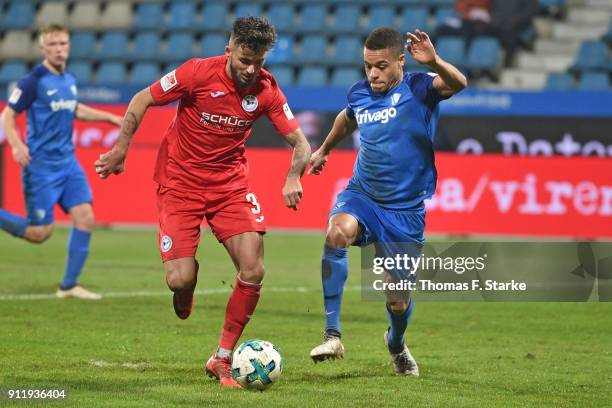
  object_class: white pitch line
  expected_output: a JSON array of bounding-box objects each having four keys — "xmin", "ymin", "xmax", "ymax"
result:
[{"xmin": 0, "ymin": 285, "xmax": 362, "ymax": 301}]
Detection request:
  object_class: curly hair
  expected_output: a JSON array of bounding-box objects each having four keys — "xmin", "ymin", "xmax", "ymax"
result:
[
  {"xmin": 364, "ymin": 27, "xmax": 404, "ymax": 57},
  {"xmin": 230, "ymin": 17, "xmax": 277, "ymax": 54}
]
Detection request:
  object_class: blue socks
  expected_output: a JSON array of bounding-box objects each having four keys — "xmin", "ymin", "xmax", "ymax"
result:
[
  {"xmin": 0, "ymin": 209, "xmax": 28, "ymax": 238},
  {"xmin": 321, "ymin": 243, "xmax": 348, "ymax": 336},
  {"xmin": 60, "ymin": 228, "xmax": 91, "ymax": 290},
  {"xmin": 386, "ymin": 298, "xmax": 414, "ymax": 353}
]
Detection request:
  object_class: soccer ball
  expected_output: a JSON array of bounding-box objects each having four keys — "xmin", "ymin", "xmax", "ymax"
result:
[{"xmin": 231, "ymin": 339, "xmax": 283, "ymax": 391}]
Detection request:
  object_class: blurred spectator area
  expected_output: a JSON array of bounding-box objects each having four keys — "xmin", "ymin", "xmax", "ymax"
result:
[{"xmin": 0, "ymin": 0, "xmax": 611, "ymax": 90}]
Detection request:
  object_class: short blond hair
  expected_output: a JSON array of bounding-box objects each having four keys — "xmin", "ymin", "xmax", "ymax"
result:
[{"xmin": 39, "ymin": 24, "xmax": 69, "ymax": 45}]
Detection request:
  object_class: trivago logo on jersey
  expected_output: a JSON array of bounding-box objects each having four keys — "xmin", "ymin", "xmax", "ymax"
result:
[
  {"xmin": 50, "ymin": 99, "xmax": 77, "ymax": 112},
  {"xmin": 355, "ymin": 107, "xmax": 397, "ymax": 125},
  {"xmin": 200, "ymin": 111, "xmax": 253, "ymax": 131}
]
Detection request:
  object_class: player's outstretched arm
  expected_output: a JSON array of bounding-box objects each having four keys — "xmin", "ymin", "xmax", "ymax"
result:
[
  {"xmin": 282, "ymin": 128, "xmax": 311, "ymax": 211},
  {"xmin": 1, "ymin": 106, "xmax": 31, "ymax": 167},
  {"xmin": 75, "ymin": 103, "xmax": 123, "ymax": 126},
  {"xmin": 308, "ymin": 109, "xmax": 357, "ymax": 176},
  {"xmin": 95, "ymin": 87, "xmax": 155, "ymax": 179},
  {"xmin": 406, "ymin": 29, "xmax": 467, "ymax": 97}
]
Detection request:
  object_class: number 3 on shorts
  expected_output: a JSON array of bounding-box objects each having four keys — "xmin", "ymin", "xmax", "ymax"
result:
[{"xmin": 246, "ymin": 193, "xmax": 264, "ymax": 223}]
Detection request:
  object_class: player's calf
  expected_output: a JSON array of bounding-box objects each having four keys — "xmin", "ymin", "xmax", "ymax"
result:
[{"xmin": 165, "ymin": 259, "xmax": 199, "ymax": 320}]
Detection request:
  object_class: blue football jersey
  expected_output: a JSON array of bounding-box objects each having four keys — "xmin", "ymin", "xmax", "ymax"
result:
[
  {"xmin": 8, "ymin": 64, "xmax": 78, "ymax": 172},
  {"xmin": 345, "ymin": 72, "xmax": 448, "ymax": 209}
]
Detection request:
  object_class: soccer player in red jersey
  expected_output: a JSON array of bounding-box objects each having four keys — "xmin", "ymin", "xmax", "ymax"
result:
[{"xmin": 95, "ymin": 17, "xmax": 311, "ymax": 387}]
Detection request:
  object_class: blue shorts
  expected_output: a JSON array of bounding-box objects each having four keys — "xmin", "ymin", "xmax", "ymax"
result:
[
  {"xmin": 329, "ymin": 188, "xmax": 425, "ymax": 282},
  {"xmin": 22, "ymin": 160, "xmax": 93, "ymax": 225}
]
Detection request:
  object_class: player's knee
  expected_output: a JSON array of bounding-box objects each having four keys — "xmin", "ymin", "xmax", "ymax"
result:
[
  {"xmin": 73, "ymin": 209, "xmax": 94, "ymax": 231},
  {"xmin": 165, "ymin": 264, "xmax": 196, "ymax": 291},
  {"xmin": 325, "ymin": 224, "xmax": 352, "ymax": 248},
  {"xmin": 24, "ymin": 225, "xmax": 53, "ymax": 244},
  {"xmin": 388, "ymin": 301, "xmax": 409, "ymax": 314},
  {"xmin": 239, "ymin": 262, "xmax": 264, "ymax": 284}
]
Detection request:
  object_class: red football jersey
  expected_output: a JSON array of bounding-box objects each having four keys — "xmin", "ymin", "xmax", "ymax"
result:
[{"xmin": 149, "ymin": 56, "xmax": 299, "ymax": 191}]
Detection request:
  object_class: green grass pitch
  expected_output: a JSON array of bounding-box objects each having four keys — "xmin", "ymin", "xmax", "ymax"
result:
[{"xmin": 0, "ymin": 228, "xmax": 610, "ymax": 407}]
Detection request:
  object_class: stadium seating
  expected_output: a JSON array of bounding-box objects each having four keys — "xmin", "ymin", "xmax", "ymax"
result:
[
  {"xmin": 0, "ymin": 0, "xmax": 601, "ymax": 88},
  {"xmin": 96, "ymin": 62, "xmax": 126, "ymax": 83},
  {"xmin": 297, "ymin": 66, "xmax": 327, "ymax": 86},
  {"xmin": 398, "ymin": 6, "xmax": 429, "ymax": 33},
  {"xmin": 130, "ymin": 32, "xmax": 162, "ymax": 61},
  {"xmin": 167, "ymin": 2, "xmax": 197, "ymax": 31},
  {"xmin": 295, "ymin": 35, "xmax": 327, "ymax": 65},
  {"xmin": 133, "ymin": 3, "xmax": 164, "ymax": 31},
  {"xmin": 130, "ymin": 62, "xmax": 161, "ymax": 84},
  {"xmin": 67, "ymin": 61, "xmax": 94, "ymax": 83},
  {"xmin": 267, "ymin": 4, "xmax": 295, "ymax": 33},
  {"xmin": 330, "ymin": 67, "xmax": 362, "ymax": 87},
  {"xmin": 70, "ymin": 32, "xmax": 97, "ymax": 60},
  {"xmin": 200, "ymin": 2, "xmax": 229, "ymax": 31},
  {"xmin": 577, "ymin": 72, "xmax": 610, "ymax": 90},
  {"xmin": 544, "ymin": 72, "xmax": 574, "ymax": 90},
  {"xmin": 201, "ymin": 33, "xmax": 227, "ymax": 58},
  {"xmin": 296, "ymin": 5, "xmax": 327, "ymax": 33},
  {"xmin": 435, "ymin": 37, "xmax": 466, "ymax": 70},
  {"xmin": 0, "ymin": 62, "xmax": 28, "ymax": 84},
  {"xmin": 267, "ymin": 66, "xmax": 294, "ymax": 86},
  {"xmin": 234, "ymin": 3, "xmax": 263, "ymax": 19},
  {"xmin": 364, "ymin": 6, "xmax": 395, "ymax": 33},
  {"xmin": 465, "ymin": 37, "xmax": 502, "ymax": 77},
  {"xmin": 99, "ymin": 2, "xmax": 133, "ymax": 30},
  {"xmin": 330, "ymin": 36, "xmax": 362, "ymax": 65},
  {"xmin": 570, "ymin": 40, "xmax": 609, "ymax": 73},
  {"xmin": 68, "ymin": 3, "xmax": 100, "ymax": 30},
  {"xmin": 267, "ymin": 35, "xmax": 294, "ymax": 65},
  {"xmin": 97, "ymin": 31, "xmax": 129, "ymax": 61},
  {"xmin": 0, "ymin": 2, "xmax": 34, "ymax": 30},
  {"xmin": 330, "ymin": 5, "xmax": 362, "ymax": 34},
  {"xmin": 36, "ymin": 2, "xmax": 69, "ymax": 27},
  {"xmin": 161, "ymin": 33, "xmax": 196, "ymax": 62}
]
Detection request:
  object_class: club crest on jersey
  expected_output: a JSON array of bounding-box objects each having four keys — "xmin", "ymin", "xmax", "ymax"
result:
[
  {"xmin": 160, "ymin": 70, "xmax": 178, "ymax": 92},
  {"xmin": 35, "ymin": 209, "xmax": 46, "ymax": 221},
  {"xmin": 161, "ymin": 235, "xmax": 173, "ymax": 253},
  {"xmin": 391, "ymin": 93, "xmax": 401, "ymax": 106},
  {"xmin": 242, "ymin": 95, "xmax": 258, "ymax": 112}
]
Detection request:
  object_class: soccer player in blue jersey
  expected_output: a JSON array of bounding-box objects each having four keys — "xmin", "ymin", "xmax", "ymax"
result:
[
  {"xmin": 308, "ymin": 28, "xmax": 466, "ymax": 375},
  {"xmin": 0, "ymin": 24, "xmax": 122, "ymax": 299}
]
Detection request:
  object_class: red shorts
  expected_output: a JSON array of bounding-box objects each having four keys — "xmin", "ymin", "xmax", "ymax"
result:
[{"xmin": 156, "ymin": 185, "xmax": 266, "ymax": 262}]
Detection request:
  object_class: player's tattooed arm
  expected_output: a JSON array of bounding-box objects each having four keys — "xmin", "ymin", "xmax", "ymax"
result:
[
  {"xmin": 282, "ymin": 128, "xmax": 311, "ymax": 210},
  {"xmin": 308, "ymin": 109, "xmax": 357, "ymax": 176},
  {"xmin": 406, "ymin": 29, "xmax": 467, "ymax": 97},
  {"xmin": 95, "ymin": 88, "xmax": 154, "ymax": 178}
]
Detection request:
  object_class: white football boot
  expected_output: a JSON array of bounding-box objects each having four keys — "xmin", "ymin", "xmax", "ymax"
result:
[
  {"xmin": 384, "ymin": 329, "xmax": 419, "ymax": 376},
  {"xmin": 310, "ymin": 332, "xmax": 345, "ymax": 363},
  {"xmin": 56, "ymin": 285, "xmax": 102, "ymax": 300}
]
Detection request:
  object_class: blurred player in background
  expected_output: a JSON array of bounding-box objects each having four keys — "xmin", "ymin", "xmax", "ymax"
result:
[
  {"xmin": 308, "ymin": 28, "xmax": 466, "ymax": 375},
  {"xmin": 95, "ymin": 17, "xmax": 310, "ymax": 387},
  {"xmin": 0, "ymin": 24, "xmax": 122, "ymax": 300}
]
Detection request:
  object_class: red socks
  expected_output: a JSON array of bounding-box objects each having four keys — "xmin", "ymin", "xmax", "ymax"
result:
[{"xmin": 218, "ymin": 277, "xmax": 262, "ymax": 351}]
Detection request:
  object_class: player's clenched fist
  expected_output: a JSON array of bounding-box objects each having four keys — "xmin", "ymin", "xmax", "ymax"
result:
[
  {"xmin": 282, "ymin": 176, "xmax": 303, "ymax": 211},
  {"xmin": 95, "ymin": 147, "xmax": 127, "ymax": 179},
  {"xmin": 308, "ymin": 148, "xmax": 329, "ymax": 176}
]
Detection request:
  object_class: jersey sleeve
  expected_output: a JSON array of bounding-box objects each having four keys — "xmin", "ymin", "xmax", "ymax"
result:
[
  {"xmin": 149, "ymin": 59, "xmax": 196, "ymax": 105},
  {"xmin": 265, "ymin": 77, "xmax": 299, "ymax": 136},
  {"xmin": 7, "ymin": 74, "xmax": 38, "ymax": 113},
  {"xmin": 407, "ymin": 72, "xmax": 448, "ymax": 108}
]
